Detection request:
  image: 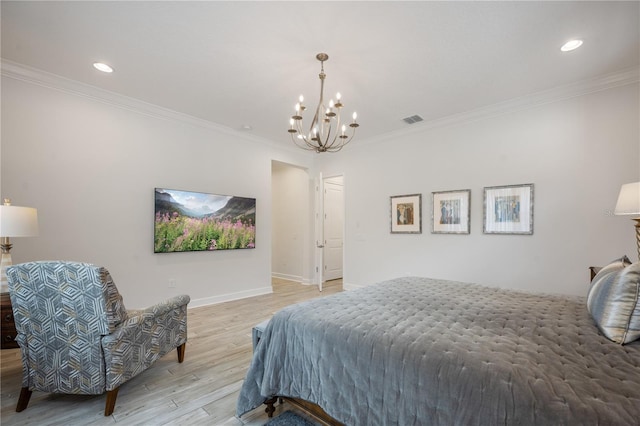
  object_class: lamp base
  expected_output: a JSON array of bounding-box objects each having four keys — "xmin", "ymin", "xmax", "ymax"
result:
[
  {"xmin": 0, "ymin": 251, "xmax": 11, "ymax": 294},
  {"xmin": 633, "ymin": 218, "xmax": 640, "ymax": 262}
]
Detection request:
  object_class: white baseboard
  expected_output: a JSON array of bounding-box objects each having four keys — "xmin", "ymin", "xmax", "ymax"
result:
[
  {"xmin": 343, "ymin": 282, "xmax": 365, "ymax": 291},
  {"xmin": 271, "ymin": 272, "xmax": 316, "ymax": 286},
  {"xmin": 271, "ymin": 272, "xmax": 303, "ymax": 282},
  {"xmin": 188, "ymin": 286, "xmax": 273, "ymax": 309},
  {"xmin": 187, "ymin": 280, "xmax": 361, "ymax": 309}
]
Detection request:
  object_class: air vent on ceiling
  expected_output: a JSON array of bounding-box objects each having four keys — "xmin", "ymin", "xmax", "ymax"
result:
[{"xmin": 402, "ymin": 114, "xmax": 424, "ymax": 124}]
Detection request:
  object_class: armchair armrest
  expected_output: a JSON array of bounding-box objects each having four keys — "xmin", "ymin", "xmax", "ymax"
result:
[{"xmin": 101, "ymin": 294, "xmax": 190, "ymax": 390}]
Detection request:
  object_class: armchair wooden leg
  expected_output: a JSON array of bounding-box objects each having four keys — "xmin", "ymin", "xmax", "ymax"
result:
[
  {"xmin": 104, "ymin": 387, "xmax": 119, "ymax": 416},
  {"xmin": 177, "ymin": 343, "xmax": 186, "ymax": 363},
  {"xmin": 16, "ymin": 387, "xmax": 32, "ymax": 412}
]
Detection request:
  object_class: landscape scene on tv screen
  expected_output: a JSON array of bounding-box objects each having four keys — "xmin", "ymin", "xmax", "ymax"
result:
[{"xmin": 154, "ymin": 188, "xmax": 256, "ymax": 253}]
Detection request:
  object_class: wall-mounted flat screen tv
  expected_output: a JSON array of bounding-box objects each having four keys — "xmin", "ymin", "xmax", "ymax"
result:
[{"xmin": 154, "ymin": 188, "xmax": 256, "ymax": 253}]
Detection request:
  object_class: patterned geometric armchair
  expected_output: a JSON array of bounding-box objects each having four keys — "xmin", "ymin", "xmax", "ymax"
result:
[{"xmin": 6, "ymin": 261, "xmax": 190, "ymax": 416}]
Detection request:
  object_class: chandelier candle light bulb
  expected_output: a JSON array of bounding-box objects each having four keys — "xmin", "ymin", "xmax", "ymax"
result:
[{"xmin": 288, "ymin": 53, "xmax": 360, "ymax": 153}]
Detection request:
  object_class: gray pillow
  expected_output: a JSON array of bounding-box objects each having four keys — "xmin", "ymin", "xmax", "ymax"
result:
[{"xmin": 587, "ymin": 256, "xmax": 640, "ymax": 344}]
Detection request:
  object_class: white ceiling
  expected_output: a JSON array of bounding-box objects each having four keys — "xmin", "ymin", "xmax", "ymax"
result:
[{"xmin": 2, "ymin": 1, "xmax": 639, "ymax": 147}]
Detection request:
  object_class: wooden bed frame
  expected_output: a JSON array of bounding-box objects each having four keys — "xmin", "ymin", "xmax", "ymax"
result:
[{"xmin": 265, "ymin": 396, "xmax": 344, "ymax": 426}]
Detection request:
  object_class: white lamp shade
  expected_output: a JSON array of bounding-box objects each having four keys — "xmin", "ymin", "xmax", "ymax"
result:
[
  {"xmin": 614, "ymin": 182, "xmax": 640, "ymax": 216},
  {"xmin": 0, "ymin": 205, "xmax": 39, "ymax": 237}
]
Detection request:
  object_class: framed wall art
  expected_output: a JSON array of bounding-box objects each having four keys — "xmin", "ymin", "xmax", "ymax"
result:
[
  {"xmin": 390, "ymin": 194, "xmax": 422, "ymax": 234},
  {"xmin": 154, "ymin": 188, "xmax": 256, "ymax": 253},
  {"xmin": 483, "ymin": 184, "xmax": 533, "ymax": 235},
  {"xmin": 431, "ymin": 189, "xmax": 471, "ymax": 234}
]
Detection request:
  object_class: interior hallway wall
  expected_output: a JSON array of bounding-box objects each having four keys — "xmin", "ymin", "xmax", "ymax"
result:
[{"xmin": 271, "ymin": 161, "xmax": 311, "ymax": 283}]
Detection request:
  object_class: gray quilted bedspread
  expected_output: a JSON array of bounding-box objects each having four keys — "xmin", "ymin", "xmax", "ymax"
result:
[{"xmin": 236, "ymin": 277, "xmax": 640, "ymax": 425}]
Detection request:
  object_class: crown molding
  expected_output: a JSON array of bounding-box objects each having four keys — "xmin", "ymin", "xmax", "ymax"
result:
[
  {"xmin": 0, "ymin": 59, "xmax": 308, "ymax": 155},
  {"xmin": 3, "ymin": 59, "xmax": 637, "ymax": 153},
  {"xmin": 360, "ymin": 66, "xmax": 640, "ymax": 147}
]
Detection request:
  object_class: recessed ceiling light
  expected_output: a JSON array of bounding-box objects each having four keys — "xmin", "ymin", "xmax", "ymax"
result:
[
  {"xmin": 560, "ymin": 39, "xmax": 583, "ymax": 52},
  {"xmin": 93, "ymin": 62, "xmax": 114, "ymax": 73}
]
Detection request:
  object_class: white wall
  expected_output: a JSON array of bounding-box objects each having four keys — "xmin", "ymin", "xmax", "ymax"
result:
[
  {"xmin": 271, "ymin": 161, "xmax": 311, "ymax": 282},
  {"xmin": 1, "ymin": 73, "xmax": 312, "ymax": 308},
  {"xmin": 2, "ymin": 67, "xmax": 637, "ymax": 305},
  {"xmin": 317, "ymin": 83, "xmax": 640, "ymax": 296}
]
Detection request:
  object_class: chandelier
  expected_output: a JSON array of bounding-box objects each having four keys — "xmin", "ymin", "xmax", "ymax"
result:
[{"xmin": 288, "ymin": 53, "xmax": 359, "ymax": 153}]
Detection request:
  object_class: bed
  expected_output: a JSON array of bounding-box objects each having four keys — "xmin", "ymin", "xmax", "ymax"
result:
[{"xmin": 237, "ymin": 263, "xmax": 640, "ymax": 425}]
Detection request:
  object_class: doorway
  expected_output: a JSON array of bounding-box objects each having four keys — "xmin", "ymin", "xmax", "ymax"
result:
[{"xmin": 271, "ymin": 161, "xmax": 311, "ymax": 284}]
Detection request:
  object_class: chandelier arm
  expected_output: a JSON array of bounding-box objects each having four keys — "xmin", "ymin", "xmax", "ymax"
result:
[
  {"xmin": 324, "ymin": 112, "xmax": 342, "ymax": 150},
  {"xmin": 293, "ymin": 117, "xmax": 317, "ymax": 150},
  {"xmin": 291, "ymin": 129, "xmax": 318, "ymax": 151},
  {"xmin": 332, "ymin": 128, "xmax": 357, "ymax": 152},
  {"xmin": 323, "ymin": 122, "xmax": 335, "ymax": 149},
  {"xmin": 311, "ymin": 107, "xmax": 323, "ymax": 147},
  {"xmin": 290, "ymin": 124, "xmax": 356, "ymax": 153},
  {"xmin": 315, "ymin": 66, "xmax": 331, "ymax": 149},
  {"xmin": 335, "ymin": 120, "xmax": 357, "ymax": 150},
  {"xmin": 312, "ymin": 78, "xmax": 327, "ymax": 149},
  {"xmin": 301, "ymin": 135, "xmax": 317, "ymax": 150},
  {"xmin": 291, "ymin": 135, "xmax": 317, "ymax": 151}
]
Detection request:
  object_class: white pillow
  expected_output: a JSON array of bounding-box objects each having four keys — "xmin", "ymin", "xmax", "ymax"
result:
[{"xmin": 587, "ymin": 256, "xmax": 640, "ymax": 344}]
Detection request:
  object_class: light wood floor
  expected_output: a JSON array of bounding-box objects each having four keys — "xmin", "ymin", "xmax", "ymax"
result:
[{"xmin": 0, "ymin": 278, "xmax": 343, "ymax": 425}]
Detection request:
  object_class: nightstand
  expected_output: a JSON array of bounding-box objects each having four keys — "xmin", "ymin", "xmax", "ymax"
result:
[{"xmin": 1, "ymin": 292, "xmax": 19, "ymax": 349}]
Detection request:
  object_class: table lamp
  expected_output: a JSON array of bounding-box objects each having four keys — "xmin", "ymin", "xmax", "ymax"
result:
[
  {"xmin": 0, "ymin": 199, "xmax": 39, "ymax": 293},
  {"xmin": 614, "ymin": 182, "xmax": 640, "ymax": 260}
]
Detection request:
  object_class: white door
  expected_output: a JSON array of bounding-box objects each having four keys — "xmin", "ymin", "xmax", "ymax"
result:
[{"xmin": 323, "ymin": 176, "xmax": 344, "ymax": 281}]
